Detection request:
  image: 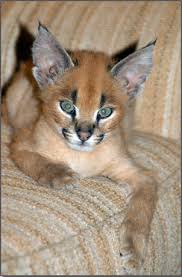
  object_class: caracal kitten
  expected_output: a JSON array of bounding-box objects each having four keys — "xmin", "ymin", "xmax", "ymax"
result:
[{"xmin": 4, "ymin": 23, "xmax": 157, "ymax": 274}]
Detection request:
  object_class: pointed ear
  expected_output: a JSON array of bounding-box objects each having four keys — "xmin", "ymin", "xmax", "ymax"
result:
[
  {"xmin": 111, "ymin": 40, "xmax": 156, "ymax": 100},
  {"xmin": 32, "ymin": 22, "xmax": 74, "ymax": 89}
]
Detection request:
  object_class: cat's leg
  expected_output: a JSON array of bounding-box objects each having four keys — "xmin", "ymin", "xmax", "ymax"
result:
[
  {"xmin": 106, "ymin": 164, "xmax": 158, "ymax": 274},
  {"xmin": 10, "ymin": 149, "xmax": 79, "ymax": 189}
]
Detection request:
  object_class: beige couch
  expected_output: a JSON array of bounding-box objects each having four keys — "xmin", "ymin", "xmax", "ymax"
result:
[{"xmin": 1, "ymin": 1, "xmax": 181, "ymax": 275}]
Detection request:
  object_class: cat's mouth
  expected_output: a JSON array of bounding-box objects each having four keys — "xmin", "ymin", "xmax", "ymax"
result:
[{"xmin": 61, "ymin": 128, "xmax": 105, "ymax": 152}]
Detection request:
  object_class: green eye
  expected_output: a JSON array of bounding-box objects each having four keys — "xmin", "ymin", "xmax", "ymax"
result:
[
  {"xmin": 60, "ymin": 100, "xmax": 75, "ymax": 114},
  {"xmin": 98, "ymin": 107, "xmax": 113, "ymax": 119}
]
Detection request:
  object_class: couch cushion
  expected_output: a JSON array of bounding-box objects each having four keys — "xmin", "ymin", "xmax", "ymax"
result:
[{"xmin": 2, "ymin": 121, "xmax": 180, "ymax": 275}]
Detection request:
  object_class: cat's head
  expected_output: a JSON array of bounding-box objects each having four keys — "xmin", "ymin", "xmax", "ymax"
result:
[{"xmin": 32, "ymin": 23, "xmax": 155, "ymax": 152}]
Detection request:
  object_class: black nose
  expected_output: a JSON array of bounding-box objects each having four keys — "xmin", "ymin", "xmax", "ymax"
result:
[{"xmin": 76, "ymin": 123, "xmax": 95, "ymax": 142}]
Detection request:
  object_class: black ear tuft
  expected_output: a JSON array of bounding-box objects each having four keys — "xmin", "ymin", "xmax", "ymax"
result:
[
  {"xmin": 142, "ymin": 38, "xmax": 157, "ymax": 48},
  {"xmin": 38, "ymin": 21, "xmax": 49, "ymax": 32}
]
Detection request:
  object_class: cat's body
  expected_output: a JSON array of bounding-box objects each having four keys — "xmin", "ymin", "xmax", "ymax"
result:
[{"xmin": 4, "ymin": 24, "xmax": 157, "ymax": 274}]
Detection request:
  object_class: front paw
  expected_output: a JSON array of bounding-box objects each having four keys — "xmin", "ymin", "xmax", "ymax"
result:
[
  {"xmin": 51, "ymin": 173, "xmax": 80, "ymax": 189},
  {"xmin": 119, "ymin": 224, "xmax": 146, "ymax": 274},
  {"xmin": 120, "ymin": 253, "xmax": 142, "ymax": 275},
  {"xmin": 38, "ymin": 165, "xmax": 79, "ymax": 189}
]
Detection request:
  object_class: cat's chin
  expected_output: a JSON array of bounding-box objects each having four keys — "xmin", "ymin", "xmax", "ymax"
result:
[{"xmin": 66, "ymin": 142, "xmax": 94, "ymax": 152}]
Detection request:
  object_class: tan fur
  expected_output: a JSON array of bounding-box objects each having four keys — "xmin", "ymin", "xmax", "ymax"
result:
[{"xmin": 4, "ymin": 50, "xmax": 157, "ymax": 274}]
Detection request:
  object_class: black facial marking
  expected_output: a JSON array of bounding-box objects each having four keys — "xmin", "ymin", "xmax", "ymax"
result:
[
  {"xmin": 100, "ymin": 94, "xmax": 106, "ymax": 108},
  {"xmin": 96, "ymin": 113, "xmax": 101, "ymax": 125},
  {"xmin": 71, "ymin": 90, "xmax": 77, "ymax": 104},
  {"xmin": 96, "ymin": 134, "xmax": 104, "ymax": 144},
  {"xmin": 71, "ymin": 109, "xmax": 76, "ymax": 121},
  {"xmin": 62, "ymin": 128, "xmax": 69, "ymax": 139}
]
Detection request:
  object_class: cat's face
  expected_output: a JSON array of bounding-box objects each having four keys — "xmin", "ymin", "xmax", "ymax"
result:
[
  {"xmin": 42, "ymin": 52, "xmax": 125, "ymax": 152},
  {"xmin": 32, "ymin": 23, "xmax": 155, "ymax": 152}
]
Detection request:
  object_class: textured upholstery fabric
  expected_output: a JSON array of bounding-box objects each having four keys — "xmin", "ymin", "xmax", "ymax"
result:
[{"xmin": 1, "ymin": 1, "xmax": 181, "ymax": 275}]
